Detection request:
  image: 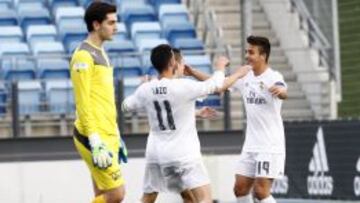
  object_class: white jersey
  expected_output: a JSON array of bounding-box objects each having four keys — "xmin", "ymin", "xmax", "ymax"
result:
[
  {"xmin": 232, "ymin": 68, "xmax": 286, "ymax": 154},
  {"xmin": 123, "ymin": 71, "xmax": 225, "ymax": 164}
]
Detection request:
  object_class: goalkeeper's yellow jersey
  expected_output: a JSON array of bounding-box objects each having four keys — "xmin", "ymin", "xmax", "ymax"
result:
[{"xmin": 70, "ymin": 40, "xmax": 119, "ymax": 138}]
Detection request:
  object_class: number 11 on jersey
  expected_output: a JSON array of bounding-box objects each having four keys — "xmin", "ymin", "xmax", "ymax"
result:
[{"xmin": 153, "ymin": 100, "xmax": 176, "ymax": 131}]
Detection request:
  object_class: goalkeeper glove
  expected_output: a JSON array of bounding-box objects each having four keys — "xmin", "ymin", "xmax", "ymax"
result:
[
  {"xmin": 119, "ymin": 137, "xmax": 128, "ymax": 163},
  {"xmin": 89, "ymin": 133, "xmax": 113, "ymax": 169}
]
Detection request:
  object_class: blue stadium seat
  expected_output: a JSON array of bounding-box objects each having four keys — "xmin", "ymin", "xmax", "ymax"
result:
[
  {"xmin": 31, "ymin": 41, "xmax": 65, "ymax": 55},
  {"xmin": 105, "ymin": 40, "xmax": 136, "ymax": 53},
  {"xmin": 146, "ymin": 66, "xmax": 158, "ymax": 76},
  {"xmin": 27, "ymin": 25, "xmax": 57, "ymax": 46},
  {"xmin": 0, "ymin": 26, "xmax": 24, "ymax": 42},
  {"xmin": 18, "ymin": 80, "xmax": 42, "ymax": 114},
  {"xmin": 59, "ymin": 23, "xmax": 87, "ymax": 51},
  {"xmin": 136, "ymin": 38, "xmax": 168, "ymax": 69},
  {"xmin": 117, "ymin": 0, "xmax": 147, "ymax": 3},
  {"xmin": 0, "ymin": 82, "xmax": 7, "ymax": 115},
  {"xmin": 0, "ymin": 9, "xmax": 18, "ymax": 26},
  {"xmin": 0, "ymin": 42, "xmax": 30, "ymax": 56},
  {"xmin": 0, "ymin": 43, "xmax": 33, "ymax": 80},
  {"xmin": 196, "ymin": 94, "xmax": 221, "ymax": 108},
  {"xmin": 0, "ymin": 3, "xmax": 9, "ymax": 10},
  {"xmin": 150, "ymin": 0, "xmax": 181, "ymax": 4},
  {"xmin": 136, "ymin": 38, "xmax": 168, "ymax": 52},
  {"xmin": 55, "ymin": 6, "xmax": 84, "ymax": 28},
  {"xmin": 67, "ymin": 40, "xmax": 81, "ymax": 53},
  {"xmin": 120, "ymin": 4, "xmax": 157, "ymax": 30},
  {"xmin": 158, "ymin": 4, "xmax": 195, "ymax": 43},
  {"xmin": 1, "ymin": 58, "xmax": 36, "ymax": 80},
  {"xmin": 163, "ymin": 21, "xmax": 196, "ymax": 44},
  {"xmin": 113, "ymin": 56, "xmax": 142, "ymax": 79},
  {"xmin": 50, "ymin": 0, "xmax": 79, "ymax": 13},
  {"xmin": 0, "ymin": 0, "xmax": 12, "ymax": 10},
  {"xmin": 37, "ymin": 58, "xmax": 70, "ymax": 79},
  {"xmin": 184, "ymin": 55, "xmax": 212, "ymax": 74},
  {"xmin": 173, "ymin": 38, "xmax": 204, "ymax": 51},
  {"xmin": 16, "ymin": 0, "xmax": 46, "ymax": 5},
  {"xmin": 78, "ymin": 0, "xmax": 92, "ymax": 7},
  {"xmin": 113, "ymin": 23, "xmax": 128, "ymax": 41},
  {"xmin": 149, "ymin": 0, "xmax": 181, "ymax": 11},
  {"xmin": 131, "ymin": 22, "xmax": 162, "ymax": 45},
  {"xmin": 119, "ymin": 0, "xmax": 143, "ymax": 10},
  {"xmin": 16, "ymin": 2, "xmax": 44, "ymax": 12},
  {"xmin": 45, "ymin": 79, "xmax": 74, "ymax": 114},
  {"xmin": 123, "ymin": 77, "xmax": 142, "ymax": 97},
  {"xmin": 18, "ymin": 5, "xmax": 51, "ymax": 30},
  {"xmin": 159, "ymin": 4, "xmax": 189, "ymax": 27}
]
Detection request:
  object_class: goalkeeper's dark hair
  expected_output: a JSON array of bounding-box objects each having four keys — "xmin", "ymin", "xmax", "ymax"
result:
[
  {"xmin": 84, "ymin": 1, "xmax": 117, "ymax": 32},
  {"xmin": 247, "ymin": 35, "xmax": 271, "ymax": 62},
  {"xmin": 151, "ymin": 44, "xmax": 174, "ymax": 74}
]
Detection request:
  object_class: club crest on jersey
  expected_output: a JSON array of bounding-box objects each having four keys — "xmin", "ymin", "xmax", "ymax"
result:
[{"xmin": 259, "ymin": 81, "xmax": 265, "ymax": 90}]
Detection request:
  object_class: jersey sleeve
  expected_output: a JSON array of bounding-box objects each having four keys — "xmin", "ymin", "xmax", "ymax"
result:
[
  {"xmin": 182, "ymin": 70, "xmax": 225, "ymax": 101},
  {"xmin": 122, "ymin": 84, "xmax": 145, "ymax": 112},
  {"xmin": 272, "ymin": 71, "xmax": 287, "ymax": 89},
  {"xmin": 229, "ymin": 78, "xmax": 245, "ymax": 94},
  {"xmin": 70, "ymin": 50, "xmax": 97, "ymax": 136}
]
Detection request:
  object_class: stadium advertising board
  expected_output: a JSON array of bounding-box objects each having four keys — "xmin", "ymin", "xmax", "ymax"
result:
[{"xmin": 272, "ymin": 120, "xmax": 360, "ymax": 200}]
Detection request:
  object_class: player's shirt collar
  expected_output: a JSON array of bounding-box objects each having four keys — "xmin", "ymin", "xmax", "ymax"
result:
[
  {"xmin": 84, "ymin": 40, "xmax": 104, "ymax": 52},
  {"xmin": 253, "ymin": 67, "xmax": 271, "ymax": 79}
]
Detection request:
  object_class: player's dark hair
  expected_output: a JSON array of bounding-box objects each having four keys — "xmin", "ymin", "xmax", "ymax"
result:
[
  {"xmin": 151, "ymin": 44, "xmax": 174, "ymax": 74},
  {"xmin": 247, "ymin": 35, "xmax": 271, "ymax": 62},
  {"xmin": 84, "ymin": 1, "xmax": 117, "ymax": 32},
  {"xmin": 172, "ymin": 48, "xmax": 182, "ymax": 63}
]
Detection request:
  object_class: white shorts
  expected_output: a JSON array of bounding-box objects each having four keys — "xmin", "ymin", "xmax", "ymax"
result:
[
  {"xmin": 143, "ymin": 159, "xmax": 210, "ymax": 193},
  {"xmin": 235, "ymin": 152, "xmax": 285, "ymax": 179}
]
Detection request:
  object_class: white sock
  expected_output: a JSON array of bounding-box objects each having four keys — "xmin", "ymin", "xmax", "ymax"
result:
[
  {"xmin": 259, "ymin": 195, "xmax": 276, "ymax": 203},
  {"xmin": 236, "ymin": 193, "xmax": 254, "ymax": 203}
]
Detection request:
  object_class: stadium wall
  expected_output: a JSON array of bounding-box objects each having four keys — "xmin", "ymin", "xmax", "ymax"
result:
[{"xmin": 0, "ymin": 121, "xmax": 359, "ymax": 202}]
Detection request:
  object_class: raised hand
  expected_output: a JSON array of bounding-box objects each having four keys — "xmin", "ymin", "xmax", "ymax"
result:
[
  {"xmin": 196, "ymin": 106, "xmax": 219, "ymax": 119},
  {"xmin": 234, "ymin": 65, "xmax": 252, "ymax": 78},
  {"xmin": 214, "ymin": 56, "xmax": 230, "ymax": 72},
  {"xmin": 269, "ymin": 85, "xmax": 287, "ymax": 99}
]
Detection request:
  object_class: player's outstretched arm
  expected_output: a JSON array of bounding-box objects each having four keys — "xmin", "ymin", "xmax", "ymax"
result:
[
  {"xmin": 184, "ymin": 56, "xmax": 227, "ymax": 100},
  {"xmin": 121, "ymin": 84, "xmax": 145, "ymax": 113},
  {"xmin": 217, "ymin": 65, "xmax": 252, "ymax": 92},
  {"xmin": 184, "ymin": 56, "xmax": 230, "ymax": 81},
  {"xmin": 184, "ymin": 64, "xmax": 210, "ymax": 81}
]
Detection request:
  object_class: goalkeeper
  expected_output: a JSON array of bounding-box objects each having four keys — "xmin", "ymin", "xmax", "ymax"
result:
[{"xmin": 70, "ymin": 2, "xmax": 126, "ymax": 203}]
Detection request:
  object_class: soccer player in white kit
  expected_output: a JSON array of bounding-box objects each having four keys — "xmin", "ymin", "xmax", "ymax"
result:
[
  {"xmin": 180, "ymin": 35, "xmax": 287, "ymax": 203},
  {"xmin": 122, "ymin": 44, "xmax": 246, "ymax": 203},
  {"xmin": 230, "ymin": 36, "xmax": 288, "ymax": 203}
]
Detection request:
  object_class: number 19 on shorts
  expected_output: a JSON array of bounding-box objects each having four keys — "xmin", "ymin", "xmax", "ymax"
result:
[{"xmin": 257, "ymin": 161, "xmax": 270, "ymax": 176}]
